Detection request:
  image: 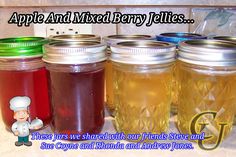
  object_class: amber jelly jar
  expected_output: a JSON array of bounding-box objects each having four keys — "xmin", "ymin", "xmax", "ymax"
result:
[
  {"xmin": 213, "ymin": 36, "xmax": 236, "ymax": 125},
  {"xmin": 103, "ymin": 35, "xmax": 154, "ymax": 116},
  {"xmin": 177, "ymin": 39, "xmax": 236, "ymax": 144},
  {"xmin": 110, "ymin": 41, "xmax": 176, "ymax": 139},
  {"xmin": 156, "ymin": 32, "xmax": 207, "ymax": 115},
  {"xmin": 43, "ymin": 41, "xmax": 106, "ymax": 139}
]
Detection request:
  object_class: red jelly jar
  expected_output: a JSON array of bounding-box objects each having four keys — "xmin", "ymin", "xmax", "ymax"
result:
[
  {"xmin": 0, "ymin": 37, "xmax": 52, "ymax": 130},
  {"xmin": 43, "ymin": 41, "xmax": 106, "ymax": 138}
]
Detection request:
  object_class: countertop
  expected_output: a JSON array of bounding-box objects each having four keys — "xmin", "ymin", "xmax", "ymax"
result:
[{"xmin": 1, "ymin": 112, "xmax": 236, "ymax": 157}]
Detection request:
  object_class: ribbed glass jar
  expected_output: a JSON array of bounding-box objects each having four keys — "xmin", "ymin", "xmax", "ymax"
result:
[
  {"xmin": 156, "ymin": 32, "xmax": 207, "ymax": 115},
  {"xmin": 103, "ymin": 35, "xmax": 154, "ymax": 116},
  {"xmin": 177, "ymin": 39, "xmax": 236, "ymax": 144},
  {"xmin": 110, "ymin": 41, "xmax": 175, "ymax": 140}
]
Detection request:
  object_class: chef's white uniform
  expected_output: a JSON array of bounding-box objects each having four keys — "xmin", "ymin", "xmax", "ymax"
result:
[{"xmin": 11, "ymin": 121, "xmax": 32, "ymax": 137}]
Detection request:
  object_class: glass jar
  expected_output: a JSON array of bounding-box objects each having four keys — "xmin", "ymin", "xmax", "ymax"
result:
[
  {"xmin": 103, "ymin": 35, "xmax": 154, "ymax": 116},
  {"xmin": 156, "ymin": 32, "xmax": 207, "ymax": 115},
  {"xmin": 177, "ymin": 40, "xmax": 236, "ymax": 144},
  {"xmin": 43, "ymin": 41, "xmax": 106, "ymax": 138},
  {"xmin": 0, "ymin": 37, "xmax": 51, "ymax": 130},
  {"xmin": 213, "ymin": 36, "xmax": 236, "ymax": 125},
  {"xmin": 49, "ymin": 34, "xmax": 101, "ymax": 42},
  {"xmin": 110, "ymin": 41, "xmax": 176, "ymax": 139}
]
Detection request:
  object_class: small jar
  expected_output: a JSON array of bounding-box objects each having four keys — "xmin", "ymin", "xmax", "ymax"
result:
[
  {"xmin": 0, "ymin": 37, "xmax": 51, "ymax": 130},
  {"xmin": 110, "ymin": 41, "xmax": 176, "ymax": 137},
  {"xmin": 156, "ymin": 32, "xmax": 207, "ymax": 115},
  {"xmin": 49, "ymin": 34, "xmax": 101, "ymax": 42},
  {"xmin": 103, "ymin": 35, "xmax": 154, "ymax": 116},
  {"xmin": 43, "ymin": 41, "xmax": 106, "ymax": 137},
  {"xmin": 177, "ymin": 40, "xmax": 236, "ymax": 144},
  {"xmin": 213, "ymin": 36, "xmax": 236, "ymax": 125}
]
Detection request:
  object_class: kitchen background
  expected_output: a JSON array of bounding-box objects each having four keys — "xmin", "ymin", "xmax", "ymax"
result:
[
  {"xmin": 0, "ymin": 1, "xmax": 236, "ymax": 157},
  {"xmin": 0, "ymin": 0, "xmax": 235, "ymax": 38}
]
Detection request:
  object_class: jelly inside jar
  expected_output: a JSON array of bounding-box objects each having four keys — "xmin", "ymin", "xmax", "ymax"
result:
[
  {"xmin": 47, "ymin": 65, "xmax": 105, "ymax": 139},
  {"xmin": 177, "ymin": 62, "xmax": 236, "ymax": 144},
  {"xmin": 0, "ymin": 68, "xmax": 52, "ymax": 130},
  {"xmin": 105, "ymin": 59, "xmax": 115, "ymax": 116},
  {"xmin": 113, "ymin": 63, "xmax": 172, "ymax": 141}
]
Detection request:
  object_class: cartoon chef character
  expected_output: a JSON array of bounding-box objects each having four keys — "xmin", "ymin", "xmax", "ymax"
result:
[{"xmin": 10, "ymin": 96, "xmax": 43, "ymax": 147}]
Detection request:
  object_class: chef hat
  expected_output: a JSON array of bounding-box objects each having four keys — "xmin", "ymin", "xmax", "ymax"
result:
[{"xmin": 10, "ymin": 96, "xmax": 31, "ymax": 112}]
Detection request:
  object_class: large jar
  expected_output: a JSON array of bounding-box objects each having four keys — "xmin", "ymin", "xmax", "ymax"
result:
[
  {"xmin": 103, "ymin": 35, "xmax": 154, "ymax": 116},
  {"xmin": 156, "ymin": 32, "xmax": 207, "ymax": 115},
  {"xmin": 43, "ymin": 41, "xmax": 106, "ymax": 137},
  {"xmin": 177, "ymin": 40, "xmax": 236, "ymax": 144},
  {"xmin": 0, "ymin": 37, "xmax": 51, "ymax": 130},
  {"xmin": 110, "ymin": 41, "xmax": 176, "ymax": 137}
]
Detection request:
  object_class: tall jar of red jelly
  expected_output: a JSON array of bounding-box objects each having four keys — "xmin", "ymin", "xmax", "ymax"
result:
[
  {"xmin": 0, "ymin": 37, "xmax": 52, "ymax": 130},
  {"xmin": 43, "ymin": 41, "xmax": 106, "ymax": 137}
]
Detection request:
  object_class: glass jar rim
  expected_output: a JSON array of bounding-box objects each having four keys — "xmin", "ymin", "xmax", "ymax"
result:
[{"xmin": 0, "ymin": 56, "xmax": 44, "ymax": 71}]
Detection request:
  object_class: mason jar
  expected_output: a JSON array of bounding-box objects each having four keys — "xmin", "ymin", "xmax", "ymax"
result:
[
  {"xmin": 49, "ymin": 34, "xmax": 101, "ymax": 42},
  {"xmin": 43, "ymin": 41, "xmax": 106, "ymax": 137},
  {"xmin": 103, "ymin": 35, "xmax": 154, "ymax": 116},
  {"xmin": 0, "ymin": 37, "xmax": 51, "ymax": 130},
  {"xmin": 177, "ymin": 39, "xmax": 236, "ymax": 144},
  {"xmin": 213, "ymin": 36, "xmax": 236, "ymax": 125},
  {"xmin": 156, "ymin": 32, "xmax": 207, "ymax": 115},
  {"xmin": 110, "ymin": 41, "xmax": 176, "ymax": 138}
]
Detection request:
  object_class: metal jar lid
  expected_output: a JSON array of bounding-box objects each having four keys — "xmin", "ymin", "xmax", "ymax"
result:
[
  {"xmin": 0, "ymin": 37, "xmax": 47, "ymax": 58},
  {"xmin": 103, "ymin": 35, "xmax": 154, "ymax": 46},
  {"xmin": 156, "ymin": 32, "xmax": 206, "ymax": 45},
  {"xmin": 110, "ymin": 41, "xmax": 176, "ymax": 64},
  {"xmin": 43, "ymin": 41, "xmax": 107, "ymax": 64},
  {"xmin": 213, "ymin": 36, "xmax": 236, "ymax": 43},
  {"xmin": 49, "ymin": 34, "xmax": 101, "ymax": 42},
  {"xmin": 178, "ymin": 39, "xmax": 236, "ymax": 66}
]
